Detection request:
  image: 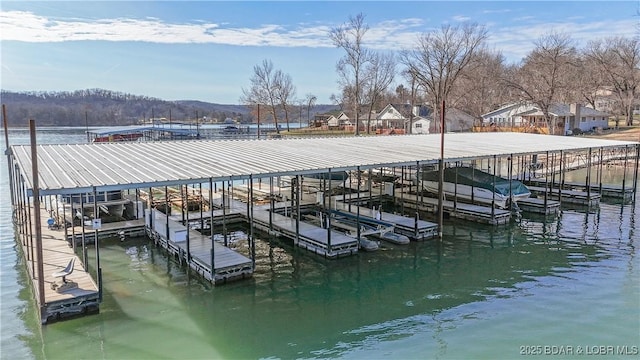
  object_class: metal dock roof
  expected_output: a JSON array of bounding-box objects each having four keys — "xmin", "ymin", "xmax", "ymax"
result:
[{"xmin": 9, "ymin": 132, "xmax": 638, "ymax": 195}]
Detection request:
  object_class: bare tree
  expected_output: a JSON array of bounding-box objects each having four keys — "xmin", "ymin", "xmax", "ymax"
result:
[
  {"xmin": 305, "ymin": 93, "xmax": 317, "ymax": 126},
  {"xmin": 240, "ymin": 59, "xmax": 281, "ymax": 133},
  {"xmin": 504, "ymin": 32, "xmax": 578, "ymax": 134},
  {"xmin": 330, "ymin": 13, "xmax": 371, "ymax": 135},
  {"xmin": 451, "ymin": 49, "xmax": 507, "ymax": 122},
  {"xmin": 572, "ymin": 53, "xmax": 606, "ymax": 109},
  {"xmin": 329, "ymin": 93, "xmax": 345, "ymax": 111},
  {"xmin": 274, "ymin": 70, "xmax": 297, "ymax": 132},
  {"xmin": 400, "ymin": 23, "xmax": 488, "ymax": 132},
  {"xmin": 585, "ymin": 36, "xmax": 639, "ymax": 126},
  {"xmin": 362, "ymin": 52, "xmax": 396, "ymax": 133}
]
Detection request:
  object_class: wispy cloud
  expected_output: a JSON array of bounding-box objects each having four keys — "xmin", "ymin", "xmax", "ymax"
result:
[
  {"xmin": 0, "ymin": 11, "xmax": 335, "ymax": 47},
  {"xmin": 482, "ymin": 9, "xmax": 511, "ymax": 14},
  {"xmin": 489, "ymin": 18, "xmax": 638, "ymax": 62},
  {"xmin": 1, "ymin": 10, "xmax": 431, "ymax": 50},
  {"xmin": 452, "ymin": 15, "xmax": 471, "ymax": 22},
  {"xmin": 2, "ymin": 10, "xmax": 637, "ymax": 63}
]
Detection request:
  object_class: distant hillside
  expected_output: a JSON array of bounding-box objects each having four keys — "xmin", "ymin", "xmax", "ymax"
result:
[{"xmin": 0, "ymin": 89, "xmax": 338, "ymax": 127}]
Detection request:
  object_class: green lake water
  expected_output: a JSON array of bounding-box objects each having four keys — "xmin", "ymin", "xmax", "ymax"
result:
[{"xmin": 1, "ymin": 128, "xmax": 638, "ymax": 359}]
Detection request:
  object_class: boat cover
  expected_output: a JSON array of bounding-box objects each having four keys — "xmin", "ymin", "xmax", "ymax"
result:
[{"xmin": 422, "ymin": 166, "xmax": 530, "ymax": 196}]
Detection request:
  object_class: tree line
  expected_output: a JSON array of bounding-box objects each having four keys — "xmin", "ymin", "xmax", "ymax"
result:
[
  {"xmin": 242, "ymin": 13, "xmax": 639, "ymax": 134},
  {"xmin": 1, "ymin": 89, "xmax": 250, "ymax": 127}
]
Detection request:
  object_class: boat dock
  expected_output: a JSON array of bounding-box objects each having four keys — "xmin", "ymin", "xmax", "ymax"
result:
[
  {"xmin": 251, "ymin": 204, "xmax": 359, "ymax": 258},
  {"xmin": 332, "ymin": 201, "xmax": 438, "ymax": 241},
  {"xmin": 21, "ymin": 207, "xmax": 100, "ymax": 324},
  {"xmin": 525, "ymin": 178, "xmax": 634, "ymax": 202},
  {"xmin": 527, "ymin": 186, "xmax": 601, "ymax": 207},
  {"xmin": 392, "ymin": 191, "xmax": 512, "ymax": 226},
  {"xmin": 66, "ymin": 219, "xmax": 146, "ymax": 244},
  {"xmin": 517, "ymin": 197, "xmax": 561, "ymax": 215},
  {"xmin": 146, "ymin": 210, "xmax": 254, "ymax": 283},
  {"xmin": 7, "ymin": 130, "xmax": 638, "ymax": 325}
]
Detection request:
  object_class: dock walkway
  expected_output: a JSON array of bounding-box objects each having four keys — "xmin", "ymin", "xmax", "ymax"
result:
[
  {"xmin": 146, "ymin": 210, "xmax": 253, "ymax": 284},
  {"xmin": 525, "ymin": 178, "xmax": 633, "ymax": 202},
  {"xmin": 527, "ymin": 186, "xmax": 601, "ymax": 207},
  {"xmin": 23, "ymin": 207, "xmax": 100, "ymax": 324},
  {"xmin": 331, "ymin": 201, "xmax": 438, "ymax": 240},
  {"xmin": 251, "ymin": 205, "xmax": 359, "ymax": 258}
]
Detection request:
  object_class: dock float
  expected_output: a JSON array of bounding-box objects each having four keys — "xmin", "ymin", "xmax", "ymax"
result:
[
  {"xmin": 66, "ymin": 219, "xmax": 146, "ymax": 245},
  {"xmin": 517, "ymin": 197, "xmax": 561, "ymax": 215},
  {"xmin": 394, "ymin": 193, "xmax": 511, "ymax": 226},
  {"xmin": 146, "ymin": 210, "xmax": 253, "ymax": 284},
  {"xmin": 525, "ymin": 179, "xmax": 633, "ymax": 202},
  {"xmin": 527, "ymin": 186, "xmax": 601, "ymax": 207},
  {"xmin": 22, "ymin": 207, "xmax": 100, "ymax": 324},
  {"xmin": 332, "ymin": 202, "xmax": 438, "ymax": 241},
  {"xmin": 251, "ymin": 204, "xmax": 359, "ymax": 258}
]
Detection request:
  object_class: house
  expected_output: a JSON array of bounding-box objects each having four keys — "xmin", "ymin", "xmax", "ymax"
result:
[
  {"xmin": 480, "ymin": 102, "xmax": 609, "ymax": 135},
  {"xmin": 439, "ymin": 108, "xmax": 477, "ymax": 133},
  {"xmin": 377, "ymin": 103, "xmax": 431, "ymax": 134},
  {"xmin": 376, "ymin": 103, "xmax": 475, "ymax": 134},
  {"xmin": 315, "ymin": 103, "xmax": 474, "ymax": 134},
  {"xmin": 411, "ymin": 118, "xmax": 431, "ymax": 134}
]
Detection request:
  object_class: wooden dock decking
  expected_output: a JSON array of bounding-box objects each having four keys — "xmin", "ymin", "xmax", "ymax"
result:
[
  {"xmin": 146, "ymin": 210, "xmax": 253, "ymax": 284},
  {"xmin": 66, "ymin": 219, "xmax": 146, "ymax": 244},
  {"xmin": 331, "ymin": 201, "xmax": 438, "ymax": 241},
  {"xmin": 251, "ymin": 204, "xmax": 359, "ymax": 258},
  {"xmin": 517, "ymin": 197, "xmax": 561, "ymax": 215},
  {"xmin": 22, "ymin": 207, "xmax": 100, "ymax": 324},
  {"xmin": 527, "ymin": 186, "xmax": 601, "ymax": 207},
  {"xmin": 393, "ymin": 192, "xmax": 512, "ymax": 226},
  {"xmin": 525, "ymin": 178, "xmax": 634, "ymax": 202}
]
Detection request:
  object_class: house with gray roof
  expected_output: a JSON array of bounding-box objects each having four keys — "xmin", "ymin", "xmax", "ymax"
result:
[{"xmin": 481, "ymin": 102, "xmax": 609, "ymax": 135}]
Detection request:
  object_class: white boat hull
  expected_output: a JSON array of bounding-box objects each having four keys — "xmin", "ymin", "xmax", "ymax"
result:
[{"xmin": 421, "ymin": 180, "xmax": 530, "ymax": 209}]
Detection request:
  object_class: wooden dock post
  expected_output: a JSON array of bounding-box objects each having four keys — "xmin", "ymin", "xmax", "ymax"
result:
[
  {"xmin": 491, "ymin": 155, "xmax": 496, "ymax": 223},
  {"xmin": 29, "ymin": 119, "xmax": 46, "ymax": 319},
  {"xmin": 92, "ymin": 186, "xmax": 102, "ymax": 300},
  {"xmin": 209, "ymin": 177, "xmax": 215, "ymax": 272},
  {"xmin": 249, "ymin": 174, "xmax": 255, "ymax": 268},
  {"xmin": 633, "ymin": 145, "xmax": 639, "ymax": 201}
]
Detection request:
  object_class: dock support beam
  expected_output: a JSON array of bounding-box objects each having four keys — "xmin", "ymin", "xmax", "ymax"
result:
[
  {"xmin": 622, "ymin": 146, "xmax": 628, "ymax": 196},
  {"xmin": 633, "ymin": 145, "xmax": 639, "ymax": 201},
  {"xmin": 29, "ymin": 119, "xmax": 46, "ymax": 317},
  {"xmin": 92, "ymin": 186, "xmax": 102, "ymax": 301},
  {"xmin": 249, "ymin": 175, "xmax": 255, "ymax": 268},
  {"xmin": 327, "ymin": 168, "xmax": 332, "ymax": 254},
  {"xmin": 295, "ymin": 175, "xmax": 301, "ymax": 247},
  {"xmin": 209, "ymin": 178, "xmax": 215, "ymax": 275},
  {"xmin": 586, "ymin": 148, "xmax": 592, "ymax": 201},
  {"xmin": 491, "ymin": 155, "xmax": 496, "ymax": 222},
  {"xmin": 185, "ymin": 184, "xmax": 191, "ymax": 262}
]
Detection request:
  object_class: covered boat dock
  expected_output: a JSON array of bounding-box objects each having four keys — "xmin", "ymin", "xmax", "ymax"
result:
[{"xmin": 6, "ymin": 130, "xmax": 639, "ymax": 324}]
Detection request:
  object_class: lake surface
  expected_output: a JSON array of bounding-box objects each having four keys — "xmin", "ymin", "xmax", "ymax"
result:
[{"xmin": 1, "ymin": 128, "xmax": 638, "ymax": 359}]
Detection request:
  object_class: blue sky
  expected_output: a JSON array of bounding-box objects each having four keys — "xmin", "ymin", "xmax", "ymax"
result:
[{"xmin": 1, "ymin": 1, "xmax": 638, "ymax": 104}]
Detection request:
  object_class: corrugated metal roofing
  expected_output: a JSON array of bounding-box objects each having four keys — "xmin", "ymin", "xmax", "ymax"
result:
[{"xmin": 10, "ymin": 132, "xmax": 638, "ymax": 195}]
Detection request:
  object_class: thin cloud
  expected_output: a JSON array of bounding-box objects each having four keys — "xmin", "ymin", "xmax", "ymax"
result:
[
  {"xmin": 452, "ymin": 15, "xmax": 471, "ymax": 22},
  {"xmin": 0, "ymin": 11, "xmax": 334, "ymax": 47},
  {"xmin": 489, "ymin": 18, "xmax": 638, "ymax": 62},
  {"xmin": 2, "ymin": 9, "xmax": 637, "ymax": 60},
  {"xmin": 1, "ymin": 10, "xmax": 430, "ymax": 49},
  {"xmin": 482, "ymin": 9, "xmax": 512, "ymax": 14}
]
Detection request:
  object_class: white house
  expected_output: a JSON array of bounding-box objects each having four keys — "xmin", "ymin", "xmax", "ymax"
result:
[
  {"xmin": 411, "ymin": 118, "xmax": 431, "ymax": 134},
  {"xmin": 481, "ymin": 102, "xmax": 609, "ymax": 135}
]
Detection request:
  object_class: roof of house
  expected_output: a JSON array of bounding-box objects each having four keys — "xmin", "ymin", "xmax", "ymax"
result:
[
  {"xmin": 515, "ymin": 103, "xmax": 609, "ymax": 118},
  {"xmin": 484, "ymin": 102, "xmax": 610, "ymax": 119}
]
